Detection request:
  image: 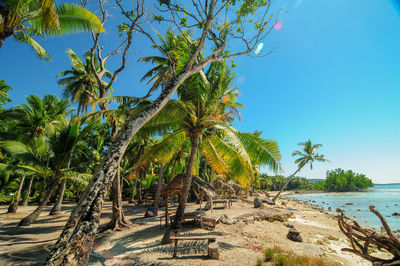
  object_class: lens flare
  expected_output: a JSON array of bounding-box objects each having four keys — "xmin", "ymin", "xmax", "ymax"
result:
[
  {"xmin": 254, "ymin": 42, "xmax": 264, "ymax": 55},
  {"xmin": 274, "ymin": 21, "xmax": 282, "ymax": 30}
]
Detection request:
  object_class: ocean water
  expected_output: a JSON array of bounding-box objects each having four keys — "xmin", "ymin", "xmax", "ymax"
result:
[{"xmin": 287, "ymin": 184, "xmax": 400, "ymax": 230}]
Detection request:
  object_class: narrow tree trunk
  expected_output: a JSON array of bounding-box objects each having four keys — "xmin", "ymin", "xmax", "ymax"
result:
[
  {"xmin": 162, "ymin": 132, "xmax": 200, "ymax": 244},
  {"xmin": 36, "ymin": 179, "xmax": 47, "ymax": 203},
  {"xmin": 7, "ymin": 175, "xmax": 25, "ymax": 213},
  {"xmin": 22, "ymin": 176, "xmax": 34, "ymax": 206},
  {"xmin": 18, "ymin": 181, "xmax": 56, "ymax": 226},
  {"xmin": 0, "ymin": 37, "xmax": 4, "ymax": 49},
  {"xmin": 151, "ymin": 163, "xmax": 164, "ymax": 216},
  {"xmin": 138, "ymin": 179, "xmax": 143, "ymax": 203},
  {"xmin": 272, "ymin": 167, "xmax": 303, "ymax": 203},
  {"xmin": 49, "ymin": 179, "xmax": 67, "ymax": 215},
  {"xmin": 103, "ymin": 165, "xmax": 131, "ymax": 231},
  {"xmin": 129, "ymin": 180, "xmax": 135, "ymax": 203},
  {"xmin": 45, "ymin": 71, "xmax": 192, "ymax": 265}
]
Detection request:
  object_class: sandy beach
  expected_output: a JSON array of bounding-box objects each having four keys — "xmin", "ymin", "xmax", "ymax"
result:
[{"xmin": 0, "ymin": 194, "xmax": 388, "ymax": 266}]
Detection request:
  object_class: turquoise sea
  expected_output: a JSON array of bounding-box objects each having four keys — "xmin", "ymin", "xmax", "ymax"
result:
[{"xmin": 287, "ymin": 184, "xmax": 400, "ymax": 230}]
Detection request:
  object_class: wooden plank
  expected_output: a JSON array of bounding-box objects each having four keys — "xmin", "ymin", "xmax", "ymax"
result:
[{"xmin": 170, "ymin": 236, "xmax": 216, "ymax": 241}]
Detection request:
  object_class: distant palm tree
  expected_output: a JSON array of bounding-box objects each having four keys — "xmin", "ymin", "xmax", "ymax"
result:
[
  {"xmin": 0, "ymin": 0, "xmax": 104, "ymax": 60},
  {"xmin": 57, "ymin": 49, "xmax": 112, "ymax": 115},
  {"xmin": 0, "ymin": 119, "xmax": 92, "ymax": 226},
  {"xmin": 1, "ymin": 94, "xmax": 72, "ymax": 141},
  {"xmin": 272, "ymin": 140, "xmax": 328, "ymax": 203},
  {"xmin": 138, "ymin": 30, "xmax": 196, "ymax": 98}
]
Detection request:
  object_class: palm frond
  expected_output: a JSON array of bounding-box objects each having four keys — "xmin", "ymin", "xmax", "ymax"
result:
[{"xmin": 13, "ymin": 32, "xmax": 51, "ymax": 61}]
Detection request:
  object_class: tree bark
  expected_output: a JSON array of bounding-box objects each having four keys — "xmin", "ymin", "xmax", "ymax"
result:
[
  {"xmin": 272, "ymin": 167, "xmax": 303, "ymax": 203},
  {"xmin": 18, "ymin": 181, "xmax": 56, "ymax": 226},
  {"xmin": 45, "ymin": 70, "xmax": 192, "ymax": 265},
  {"xmin": 162, "ymin": 132, "xmax": 200, "ymax": 244},
  {"xmin": 129, "ymin": 179, "xmax": 135, "ymax": 203},
  {"xmin": 7, "ymin": 175, "xmax": 25, "ymax": 213},
  {"xmin": 103, "ymin": 165, "xmax": 131, "ymax": 231},
  {"xmin": 22, "ymin": 176, "xmax": 34, "ymax": 206},
  {"xmin": 49, "ymin": 179, "xmax": 67, "ymax": 215},
  {"xmin": 151, "ymin": 163, "xmax": 164, "ymax": 216}
]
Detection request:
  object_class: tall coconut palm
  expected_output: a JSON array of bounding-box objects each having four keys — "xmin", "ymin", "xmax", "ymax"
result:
[
  {"xmin": 57, "ymin": 49, "xmax": 113, "ymax": 115},
  {"xmin": 0, "ymin": 120, "xmax": 91, "ymax": 225},
  {"xmin": 1, "ymin": 94, "xmax": 72, "ymax": 141},
  {"xmin": 0, "ymin": 0, "xmax": 104, "ymax": 59},
  {"xmin": 272, "ymin": 140, "xmax": 329, "ymax": 203},
  {"xmin": 131, "ymin": 61, "xmax": 281, "ymax": 243}
]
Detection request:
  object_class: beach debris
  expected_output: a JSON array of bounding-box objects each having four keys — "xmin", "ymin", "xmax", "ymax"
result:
[
  {"xmin": 281, "ymin": 201, "xmax": 287, "ymax": 206},
  {"xmin": 254, "ymin": 197, "xmax": 264, "ymax": 208},
  {"xmin": 208, "ymin": 242, "xmax": 220, "ymax": 259},
  {"xmin": 392, "ymin": 212, "xmax": 400, "ymax": 217},
  {"xmin": 338, "ymin": 205, "xmax": 400, "ymax": 265},
  {"xmin": 235, "ymin": 209, "xmax": 293, "ymax": 223},
  {"xmin": 345, "ymin": 203, "xmax": 354, "ymax": 205},
  {"xmin": 262, "ymin": 198, "xmax": 275, "ymax": 205},
  {"xmin": 327, "ymin": 235, "xmax": 339, "ymax": 241},
  {"xmin": 287, "ymin": 228, "xmax": 303, "ymax": 242},
  {"xmin": 219, "ymin": 214, "xmax": 236, "ymax": 225},
  {"xmin": 328, "ymin": 207, "xmax": 332, "ymax": 212},
  {"xmin": 284, "ymin": 223, "xmax": 294, "ymax": 228}
]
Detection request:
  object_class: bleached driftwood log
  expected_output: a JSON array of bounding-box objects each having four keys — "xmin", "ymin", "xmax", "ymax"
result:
[{"xmin": 338, "ymin": 205, "xmax": 400, "ymax": 265}]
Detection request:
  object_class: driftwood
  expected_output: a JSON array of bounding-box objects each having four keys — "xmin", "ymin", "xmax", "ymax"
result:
[
  {"xmin": 338, "ymin": 205, "xmax": 400, "ymax": 265},
  {"xmin": 234, "ymin": 208, "xmax": 293, "ymax": 223}
]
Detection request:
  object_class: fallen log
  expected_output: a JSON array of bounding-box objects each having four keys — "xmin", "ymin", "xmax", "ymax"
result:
[{"xmin": 338, "ymin": 205, "xmax": 400, "ymax": 265}]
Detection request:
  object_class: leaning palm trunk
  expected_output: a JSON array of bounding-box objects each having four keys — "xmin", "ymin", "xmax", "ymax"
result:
[
  {"xmin": 18, "ymin": 181, "xmax": 56, "ymax": 226},
  {"xmin": 45, "ymin": 71, "xmax": 191, "ymax": 265},
  {"xmin": 22, "ymin": 176, "xmax": 34, "ymax": 206},
  {"xmin": 7, "ymin": 175, "xmax": 25, "ymax": 213},
  {"xmin": 49, "ymin": 179, "xmax": 67, "ymax": 215},
  {"xmin": 50, "ymin": 155, "xmax": 72, "ymax": 215},
  {"xmin": 272, "ymin": 167, "xmax": 302, "ymax": 203},
  {"xmin": 162, "ymin": 132, "xmax": 200, "ymax": 244},
  {"xmin": 103, "ymin": 165, "xmax": 131, "ymax": 231},
  {"xmin": 151, "ymin": 163, "xmax": 164, "ymax": 216}
]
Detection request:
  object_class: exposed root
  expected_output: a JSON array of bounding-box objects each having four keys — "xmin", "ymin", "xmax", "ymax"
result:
[{"xmin": 338, "ymin": 205, "xmax": 400, "ymax": 265}]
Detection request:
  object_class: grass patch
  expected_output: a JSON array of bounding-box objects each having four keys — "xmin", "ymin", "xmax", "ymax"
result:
[{"xmin": 256, "ymin": 246, "xmax": 339, "ymax": 266}]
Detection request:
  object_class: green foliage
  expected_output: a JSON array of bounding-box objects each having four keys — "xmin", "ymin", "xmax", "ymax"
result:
[
  {"xmin": 0, "ymin": 1, "xmax": 103, "ymax": 60},
  {"xmin": 0, "ymin": 79, "xmax": 12, "ymax": 110},
  {"xmin": 318, "ymin": 168, "xmax": 373, "ymax": 192},
  {"xmin": 258, "ymin": 174, "xmax": 313, "ymax": 191}
]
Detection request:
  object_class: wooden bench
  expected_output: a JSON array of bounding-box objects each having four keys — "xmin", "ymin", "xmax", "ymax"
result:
[
  {"xmin": 213, "ymin": 199, "xmax": 230, "ymax": 209},
  {"xmin": 170, "ymin": 236, "xmax": 218, "ymax": 258}
]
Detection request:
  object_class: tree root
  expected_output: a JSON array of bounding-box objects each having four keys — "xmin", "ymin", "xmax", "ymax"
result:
[{"xmin": 338, "ymin": 205, "xmax": 400, "ymax": 265}]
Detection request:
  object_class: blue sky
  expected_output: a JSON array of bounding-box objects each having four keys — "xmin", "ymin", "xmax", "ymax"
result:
[{"xmin": 1, "ymin": 0, "xmax": 400, "ymax": 183}]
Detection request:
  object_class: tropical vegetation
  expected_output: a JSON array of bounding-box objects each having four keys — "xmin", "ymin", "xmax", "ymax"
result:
[{"xmin": 314, "ymin": 168, "xmax": 373, "ymax": 192}]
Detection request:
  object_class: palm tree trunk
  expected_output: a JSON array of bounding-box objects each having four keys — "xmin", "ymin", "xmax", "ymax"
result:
[
  {"xmin": 103, "ymin": 165, "xmax": 131, "ymax": 231},
  {"xmin": 49, "ymin": 179, "xmax": 67, "ymax": 215},
  {"xmin": 45, "ymin": 70, "xmax": 192, "ymax": 265},
  {"xmin": 151, "ymin": 163, "xmax": 164, "ymax": 216},
  {"xmin": 129, "ymin": 180, "xmax": 135, "ymax": 203},
  {"xmin": 22, "ymin": 176, "xmax": 34, "ymax": 206},
  {"xmin": 7, "ymin": 175, "xmax": 25, "ymax": 213},
  {"xmin": 272, "ymin": 167, "xmax": 303, "ymax": 203},
  {"xmin": 162, "ymin": 132, "xmax": 200, "ymax": 244},
  {"xmin": 18, "ymin": 181, "xmax": 56, "ymax": 226},
  {"xmin": 50, "ymin": 155, "xmax": 72, "ymax": 215}
]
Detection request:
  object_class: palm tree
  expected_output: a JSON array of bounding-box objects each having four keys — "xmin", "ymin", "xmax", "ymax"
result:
[
  {"xmin": 131, "ymin": 61, "xmax": 281, "ymax": 243},
  {"xmin": 272, "ymin": 140, "xmax": 329, "ymax": 203},
  {"xmin": 138, "ymin": 30, "xmax": 193, "ymax": 98},
  {"xmin": 0, "ymin": 0, "xmax": 104, "ymax": 59},
  {"xmin": 0, "ymin": 119, "xmax": 91, "ymax": 225},
  {"xmin": 57, "ymin": 49, "xmax": 113, "ymax": 115},
  {"xmin": 1, "ymin": 94, "xmax": 72, "ymax": 142}
]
